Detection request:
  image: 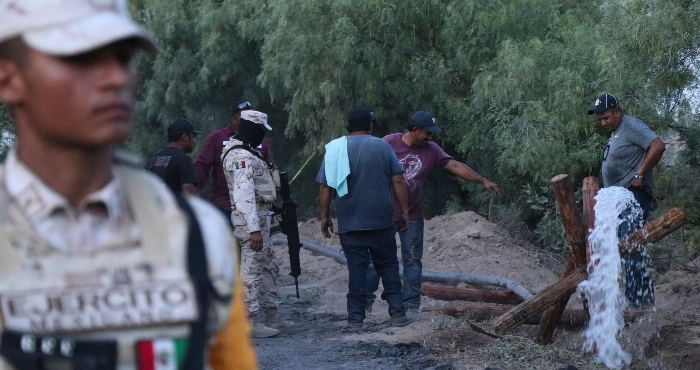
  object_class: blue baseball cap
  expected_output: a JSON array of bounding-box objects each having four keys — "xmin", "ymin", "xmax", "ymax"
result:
[
  {"xmin": 409, "ymin": 111, "xmax": 441, "ymax": 133},
  {"xmin": 167, "ymin": 118, "xmax": 202, "ymax": 136},
  {"xmin": 587, "ymin": 93, "xmax": 619, "ymax": 115}
]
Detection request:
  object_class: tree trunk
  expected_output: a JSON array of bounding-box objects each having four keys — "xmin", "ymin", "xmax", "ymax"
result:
[{"xmin": 420, "ymin": 285, "xmax": 524, "ymax": 305}]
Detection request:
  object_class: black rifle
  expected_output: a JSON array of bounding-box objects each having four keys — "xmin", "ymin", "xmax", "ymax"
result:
[{"xmin": 278, "ymin": 172, "xmax": 302, "ymax": 298}]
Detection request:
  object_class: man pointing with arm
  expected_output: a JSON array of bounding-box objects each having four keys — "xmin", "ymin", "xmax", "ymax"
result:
[{"xmin": 367, "ymin": 111, "xmax": 500, "ymax": 313}]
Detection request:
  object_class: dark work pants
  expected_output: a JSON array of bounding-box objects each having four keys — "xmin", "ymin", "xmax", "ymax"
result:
[
  {"xmin": 621, "ymin": 187, "xmax": 655, "ymax": 306},
  {"xmin": 339, "ymin": 227, "xmax": 406, "ymax": 323},
  {"xmin": 366, "ymin": 219, "xmax": 424, "ymax": 309}
]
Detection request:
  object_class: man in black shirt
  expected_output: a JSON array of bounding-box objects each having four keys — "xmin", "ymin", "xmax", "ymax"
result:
[{"xmin": 148, "ymin": 118, "xmax": 202, "ymax": 194}]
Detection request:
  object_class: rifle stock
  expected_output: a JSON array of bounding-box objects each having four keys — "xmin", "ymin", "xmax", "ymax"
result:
[{"xmin": 278, "ymin": 172, "xmax": 302, "ymax": 298}]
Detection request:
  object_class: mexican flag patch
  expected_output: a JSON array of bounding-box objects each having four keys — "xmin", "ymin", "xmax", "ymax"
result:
[
  {"xmin": 137, "ymin": 338, "xmax": 188, "ymax": 370},
  {"xmin": 234, "ymin": 161, "xmax": 246, "ymax": 169}
]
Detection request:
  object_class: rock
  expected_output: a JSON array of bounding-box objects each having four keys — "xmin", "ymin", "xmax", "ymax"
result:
[{"xmin": 467, "ymin": 229, "xmax": 481, "ymax": 239}]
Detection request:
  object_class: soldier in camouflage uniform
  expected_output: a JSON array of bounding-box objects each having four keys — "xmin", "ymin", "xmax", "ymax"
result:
[{"xmin": 222, "ymin": 110, "xmax": 292, "ymax": 338}]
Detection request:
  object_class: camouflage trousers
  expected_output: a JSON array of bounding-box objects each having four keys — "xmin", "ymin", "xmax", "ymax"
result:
[{"xmin": 234, "ymin": 217, "xmax": 279, "ymax": 317}]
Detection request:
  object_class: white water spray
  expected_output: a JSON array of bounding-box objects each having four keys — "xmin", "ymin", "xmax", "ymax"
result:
[{"xmin": 578, "ymin": 186, "xmax": 642, "ymax": 368}]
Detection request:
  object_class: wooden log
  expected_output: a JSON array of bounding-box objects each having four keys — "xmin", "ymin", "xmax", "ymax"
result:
[
  {"xmin": 425, "ymin": 305, "xmax": 649, "ymax": 327},
  {"xmin": 420, "ymin": 285, "xmax": 524, "ymax": 305},
  {"xmin": 619, "ymin": 207, "xmax": 686, "ymax": 257},
  {"xmin": 492, "ymin": 267, "xmax": 588, "ymax": 334},
  {"xmin": 492, "ymin": 207, "xmax": 686, "ymax": 335},
  {"xmin": 536, "ymin": 175, "xmax": 589, "ymax": 344}
]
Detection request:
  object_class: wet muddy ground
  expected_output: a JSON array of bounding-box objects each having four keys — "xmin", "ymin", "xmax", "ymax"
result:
[{"xmin": 253, "ymin": 292, "xmax": 453, "ymax": 370}]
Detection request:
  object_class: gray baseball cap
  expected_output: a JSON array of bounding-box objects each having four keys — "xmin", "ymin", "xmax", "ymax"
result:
[{"xmin": 0, "ymin": 0, "xmax": 157, "ymax": 56}]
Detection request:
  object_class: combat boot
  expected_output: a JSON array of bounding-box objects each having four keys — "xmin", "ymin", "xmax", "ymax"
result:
[
  {"xmin": 265, "ymin": 308, "xmax": 295, "ymax": 330},
  {"xmin": 250, "ymin": 319, "xmax": 280, "ymax": 338}
]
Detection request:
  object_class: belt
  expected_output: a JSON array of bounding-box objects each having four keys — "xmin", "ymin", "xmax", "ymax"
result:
[{"xmin": 1, "ymin": 330, "xmax": 117, "ymax": 370}]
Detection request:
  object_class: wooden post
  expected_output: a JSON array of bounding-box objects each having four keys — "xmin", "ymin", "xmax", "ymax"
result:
[
  {"xmin": 420, "ymin": 285, "xmax": 524, "ymax": 305},
  {"xmin": 484, "ymin": 207, "xmax": 686, "ymax": 335},
  {"xmin": 582, "ymin": 177, "xmax": 600, "ymax": 252},
  {"xmin": 549, "ymin": 174, "xmax": 587, "ymax": 266},
  {"xmin": 580, "ymin": 177, "xmax": 599, "ymax": 317},
  {"xmin": 536, "ymin": 175, "xmax": 589, "ymax": 344}
]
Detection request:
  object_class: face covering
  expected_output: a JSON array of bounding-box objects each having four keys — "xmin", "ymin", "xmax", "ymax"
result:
[{"xmin": 236, "ymin": 119, "xmax": 266, "ymax": 147}]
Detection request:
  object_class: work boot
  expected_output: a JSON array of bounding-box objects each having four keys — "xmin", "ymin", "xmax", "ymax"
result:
[
  {"xmin": 390, "ymin": 315, "xmax": 414, "ymax": 327},
  {"xmin": 250, "ymin": 320, "xmax": 280, "ymax": 338},
  {"xmin": 265, "ymin": 308, "xmax": 295, "ymax": 330},
  {"xmin": 341, "ymin": 321, "xmax": 364, "ymax": 333},
  {"xmin": 405, "ymin": 304, "xmax": 420, "ymax": 316}
]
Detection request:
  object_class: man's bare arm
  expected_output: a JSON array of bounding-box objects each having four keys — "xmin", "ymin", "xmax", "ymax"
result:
[
  {"xmin": 631, "ymin": 137, "xmax": 666, "ymax": 188},
  {"xmin": 181, "ymin": 183, "xmax": 198, "ymax": 195},
  {"xmin": 319, "ymin": 184, "xmax": 334, "ymax": 238},
  {"xmin": 444, "ymin": 159, "xmax": 501, "ymax": 196},
  {"xmin": 391, "ymin": 174, "xmax": 410, "ymax": 231}
]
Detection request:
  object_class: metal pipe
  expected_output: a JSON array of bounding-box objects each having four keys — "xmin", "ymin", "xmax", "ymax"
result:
[{"xmin": 272, "ymin": 238, "xmax": 533, "ymax": 301}]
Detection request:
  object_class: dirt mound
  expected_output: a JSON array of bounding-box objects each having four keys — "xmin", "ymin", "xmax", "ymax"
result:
[{"xmin": 295, "ymin": 211, "xmax": 559, "ymax": 294}]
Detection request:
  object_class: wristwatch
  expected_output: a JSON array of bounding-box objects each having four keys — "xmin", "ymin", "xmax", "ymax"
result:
[{"xmin": 633, "ymin": 173, "xmax": 643, "ymax": 180}]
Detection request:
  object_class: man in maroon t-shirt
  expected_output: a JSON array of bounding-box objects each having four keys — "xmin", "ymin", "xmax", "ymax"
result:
[
  {"xmin": 194, "ymin": 101, "xmax": 275, "ymax": 220},
  {"xmin": 367, "ymin": 111, "xmax": 501, "ymax": 311}
]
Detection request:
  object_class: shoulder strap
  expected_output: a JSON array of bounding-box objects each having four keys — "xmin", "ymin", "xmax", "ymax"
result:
[
  {"xmin": 223, "ymin": 144, "xmax": 272, "ymax": 168},
  {"xmin": 116, "ymin": 166, "xmax": 176, "ymax": 263},
  {"xmin": 173, "ymin": 194, "xmax": 209, "ymax": 370}
]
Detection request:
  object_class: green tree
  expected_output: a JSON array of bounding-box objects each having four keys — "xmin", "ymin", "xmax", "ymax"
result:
[{"xmin": 127, "ymin": 0, "xmax": 700, "ymax": 249}]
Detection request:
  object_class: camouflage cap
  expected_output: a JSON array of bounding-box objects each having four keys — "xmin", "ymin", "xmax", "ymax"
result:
[
  {"xmin": 240, "ymin": 110, "xmax": 271, "ymax": 130},
  {"xmin": 0, "ymin": 0, "xmax": 157, "ymax": 56}
]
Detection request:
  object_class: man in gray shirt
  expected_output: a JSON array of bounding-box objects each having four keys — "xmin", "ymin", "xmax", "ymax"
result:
[
  {"xmin": 588, "ymin": 93, "xmax": 666, "ymax": 307},
  {"xmin": 317, "ymin": 107, "xmax": 412, "ymax": 332}
]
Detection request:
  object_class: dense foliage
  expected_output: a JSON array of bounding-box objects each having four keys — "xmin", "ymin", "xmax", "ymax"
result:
[
  {"xmin": 8, "ymin": 0, "xmax": 700, "ymax": 253},
  {"xmin": 127, "ymin": 0, "xmax": 700, "ymax": 253}
]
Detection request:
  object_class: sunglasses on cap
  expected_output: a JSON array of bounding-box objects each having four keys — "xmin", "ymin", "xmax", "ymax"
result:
[{"xmin": 230, "ymin": 101, "xmax": 252, "ymax": 115}]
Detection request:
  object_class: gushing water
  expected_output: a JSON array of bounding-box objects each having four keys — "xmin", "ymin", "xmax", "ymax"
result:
[{"xmin": 578, "ymin": 186, "xmax": 642, "ymax": 369}]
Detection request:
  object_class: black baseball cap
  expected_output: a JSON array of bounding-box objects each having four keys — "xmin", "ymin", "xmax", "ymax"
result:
[
  {"xmin": 167, "ymin": 118, "xmax": 202, "ymax": 136},
  {"xmin": 230, "ymin": 101, "xmax": 252, "ymax": 115},
  {"xmin": 346, "ymin": 106, "xmax": 375, "ymax": 123},
  {"xmin": 587, "ymin": 93, "xmax": 619, "ymax": 115},
  {"xmin": 409, "ymin": 111, "xmax": 441, "ymax": 133}
]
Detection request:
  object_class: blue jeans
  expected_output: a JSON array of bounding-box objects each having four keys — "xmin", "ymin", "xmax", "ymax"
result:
[
  {"xmin": 366, "ymin": 219, "xmax": 424, "ymax": 309},
  {"xmin": 619, "ymin": 197, "xmax": 655, "ymax": 306},
  {"xmin": 339, "ymin": 227, "xmax": 406, "ymax": 323}
]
